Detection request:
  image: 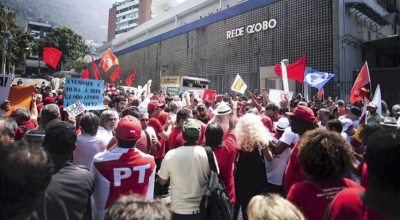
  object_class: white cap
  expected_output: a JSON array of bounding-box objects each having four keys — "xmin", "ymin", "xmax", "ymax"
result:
[
  {"xmin": 51, "ymin": 90, "xmax": 56, "ymax": 94},
  {"xmin": 340, "ymin": 118, "xmax": 353, "ymax": 132},
  {"xmin": 368, "ymin": 102, "xmax": 378, "ymax": 109},
  {"xmin": 276, "ymin": 117, "xmax": 290, "ymax": 131}
]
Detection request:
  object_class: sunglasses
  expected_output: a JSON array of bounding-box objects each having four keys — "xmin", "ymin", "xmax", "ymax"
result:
[
  {"xmin": 140, "ymin": 119, "xmax": 149, "ymax": 122},
  {"xmin": 108, "ymin": 118, "xmax": 117, "ymax": 122}
]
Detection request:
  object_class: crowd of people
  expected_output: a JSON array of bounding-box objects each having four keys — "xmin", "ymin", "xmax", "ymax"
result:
[{"xmin": 0, "ymin": 82, "xmax": 399, "ymax": 220}]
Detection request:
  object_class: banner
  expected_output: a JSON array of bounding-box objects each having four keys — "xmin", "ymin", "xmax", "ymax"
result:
[
  {"xmin": 268, "ymin": 89, "xmax": 294, "ymax": 105},
  {"xmin": 0, "ymin": 74, "xmax": 12, "ymax": 115},
  {"xmin": 281, "ymin": 59, "xmax": 290, "ymax": 96},
  {"xmin": 303, "ymin": 69, "xmax": 335, "ymax": 89},
  {"xmin": 64, "ymin": 100, "xmax": 85, "ymax": 117},
  {"xmin": 231, "ymin": 74, "xmax": 247, "ymax": 94},
  {"xmin": 7, "ymin": 85, "xmax": 35, "ymax": 116},
  {"xmin": 203, "ymin": 89, "xmax": 215, "ymax": 102},
  {"xmin": 63, "ymin": 78, "xmax": 104, "ymax": 110}
]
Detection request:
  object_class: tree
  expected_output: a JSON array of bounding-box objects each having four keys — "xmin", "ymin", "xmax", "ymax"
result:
[
  {"xmin": 0, "ymin": 3, "xmax": 17, "ymax": 53},
  {"xmin": 34, "ymin": 27, "xmax": 89, "ymax": 65},
  {"xmin": 63, "ymin": 58, "xmax": 87, "ymax": 72},
  {"xmin": 10, "ymin": 26, "xmax": 34, "ymax": 67}
]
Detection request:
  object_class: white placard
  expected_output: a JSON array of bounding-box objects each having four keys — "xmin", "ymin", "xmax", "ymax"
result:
[
  {"xmin": 65, "ymin": 100, "xmax": 85, "ymax": 117},
  {"xmin": 182, "ymin": 90, "xmax": 204, "ymax": 107},
  {"xmin": 231, "ymin": 74, "xmax": 247, "ymax": 94},
  {"xmin": 269, "ymin": 89, "xmax": 294, "ymax": 105},
  {"xmin": 0, "ymin": 74, "xmax": 12, "ymax": 115}
]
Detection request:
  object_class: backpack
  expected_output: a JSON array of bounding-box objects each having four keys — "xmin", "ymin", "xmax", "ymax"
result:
[{"xmin": 199, "ymin": 147, "xmax": 231, "ymax": 220}]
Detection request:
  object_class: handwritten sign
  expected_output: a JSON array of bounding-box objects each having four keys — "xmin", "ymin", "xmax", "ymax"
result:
[
  {"xmin": 65, "ymin": 100, "xmax": 85, "ymax": 117},
  {"xmin": 63, "ymin": 78, "xmax": 104, "ymax": 110},
  {"xmin": 269, "ymin": 89, "xmax": 294, "ymax": 105},
  {"xmin": 0, "ymin": 74, "xmax": 12, "ymax": 115}
]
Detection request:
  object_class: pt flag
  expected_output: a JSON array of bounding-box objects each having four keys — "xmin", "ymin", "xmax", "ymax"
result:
[
  {"xmin": 80, "ymin": 68, "xmax": 89, "ymax": 79},
  {"xmin": 43, "ymin": 47, "xmax": 62, "ymax": 69},
  {"xmin": 92, "ymin": 56, "xmax": 101, "ymax": 80},
  {"xmin": 275, "ymin": 54, "xmax": 307, "ymax": 83},
  {"xmin": 125, "ymin": 69, "xmax": 137, "ymax": 87},
  {"xmin": 109, "ymin": 66, "xmax": 121, "ymax": 82},
  {"xmin": 350, "ymin": 62, "xmax": 371, "ymax": 104},
  {"xmin": 303, "ymin": 69, "xmax": 335, "ymax": 89},
  {"xmin": 100, "ymin": 48, "xmax": 119, "ymax": 72},
  {"xmin": 231, "ymin": 74, "xmax": 247, "ymax": 94},
  {"xmin": 203, "ymin": 89, "xmax": 215, "ymax": 102}
]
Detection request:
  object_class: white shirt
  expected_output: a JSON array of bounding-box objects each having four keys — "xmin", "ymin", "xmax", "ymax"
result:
[
  {"xmin": 97, "ymin": 126, "xmax": 114, "ymax": 140},
  {"xmin": 73, "ymin": 133, "xmax": 111, "ymax": 169},
  {"xmin": 279, "ymin": 127, "xmax": 300, "ymax": 146},
  {"xmin": 318, "ymin": 122, "xmax": 326, "ymax": 130},
  {"xmin": 169, "ymin": 112, "xmax": 177, "ymax": 123},
  {"xmin": 158, "ymin": 146, "xmax": 219, "ymax": 213}
]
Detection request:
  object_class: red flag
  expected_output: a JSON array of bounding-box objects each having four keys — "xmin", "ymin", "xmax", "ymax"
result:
[
  {"xmin": 317, "ymin": 88, "xmax": 324, "ymax": 99},
  {"xmin": 125, "ymin": 69, "xmax": 137, "ymax": 87},
  {"xmin": 350, "ymin": 62, "xmax": 370, "ymax": 104},
  {"xmin": 274, "ymin": 54, "xmax": 307, "ymax": 83},
  {"xmin": 43, "ymin": 47, "xmax": 62, "ymax": 69},
  {"xmin": 92, "ymin": 56, "xmax": 101, "ymax": 80},
  {"xmin": 100, "ymin": 48, "xmax": 119, "ymax": 72},
  {"xmin": 203, "ymin": 89, "xmax": 215, "ymax": 102},
  {"xmin": 80, "ymin": 68, "xmax": 89, "ymax": 79},
  {"xmin": 109, "ymin": 66, "xmax": 120, "ymax": 82}
]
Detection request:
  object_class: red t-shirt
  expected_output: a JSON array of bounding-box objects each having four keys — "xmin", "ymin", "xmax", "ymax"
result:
[
  {"xmin": 213, "ymin": 132, "xmax": 237, "ymax": 205},
  {"xmin": 136, "ymin": 131, "xmax": 157, "ymax": 154},
  {"xmin": 260, "ymin": 114, "xmax": 274, "ymax": 132},
  {"xmin": 338, "ymin": 107, "xmax": 347, "ymax": 117},
  {"xmin": 168, "ymin": 127, "xmax": 184, "ymax": 150},
  {"xmin": 284, "ymin": 142, "xmax": 304, "ymax": 192},
  {"xmin": 357, "ymin": 161, "xmax": 369, "ymax": 188},
  {"xmin": 157, "ymin": 111, "xmax": 170, "ymax": 126},
  {"xmin": 149, "ymin": 118, "xmax": 165, "ymax": 159},
  {"xmin": 197, "ymin": 121, "xmax": 207, "ymax": 146},
  {"xmin": 287, "ymin": 178, "xmax": 364, "ymax": 220},
  {"xmin": 327, "ymin": 188, "xmax": 395, "ymax": 220},
  {"xmin": 15, "ymin": 119, "xmax": 38, "ymax": 140}
]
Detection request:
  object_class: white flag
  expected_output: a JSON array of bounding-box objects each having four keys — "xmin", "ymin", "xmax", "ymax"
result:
[
  {"xmin": 281, "ymin": 59, "xmax": 290, "ymax": 97},
  {"xmin": 231, "ymin": 74, "xmax": 247, "ymax": 94},
  {"xmin": 371, "ymin": 84, "xmax": 382, "ymax": 116}
]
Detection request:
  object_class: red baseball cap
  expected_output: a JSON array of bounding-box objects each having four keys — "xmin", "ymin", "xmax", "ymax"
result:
[
  {"xmin": 43, "ymin": 97, "xmax": 55, "ymax": 105},
  {"xmin": 158, "ymin": 98, "xmax": 166, "ymax": 106},
  {"xmin": 216, "ymin": 95, "xmax": 223, "ymax": 99},
  {"xmin": 286, "ymin": 105, "xmax": 315, "ymax": 123},
  {"xmin": 256, "ymin": 96, "xmax": 262, "ymax": 100},
  {"xmin": 166, "ymin": 91, "xmax": 171, "ymax": 96},
  {"xmin": 115, "ymin": 115, "xmax": 142, "ymax": 141},
  {"xmin": 147, "ymin": 100, "xmax": 163, "ymax": 110}
]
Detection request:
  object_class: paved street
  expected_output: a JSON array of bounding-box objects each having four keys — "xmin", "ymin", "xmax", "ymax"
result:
[{"xmin": 13, "ymin": 76, "xmax": 49, "ymax": 86}]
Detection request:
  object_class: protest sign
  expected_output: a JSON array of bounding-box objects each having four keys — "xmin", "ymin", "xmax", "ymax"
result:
[
  {"xmin": 7, "ymin": 85, "xmax": 35, "ymax": 116},
  {"xmin": 0, "ymin": 74, "xmax": 12, "ymax": 115},
  {"xmin": 63, "ymin": 78, "xmax": 104, "ymax": 110},
  {"xmin": 182, "ymin": 90, "xmax": 204, "ymax": 107},
  {"xmin": 231, "ymin": 74, "xmax": 247, "ymax": 94},
  {"xmin": 269, "ymin": 89, "xmax": 294, "ymax": 105},
  {"xmin": 203, "ymin": 89, "xmax": 215, "ymax": 102},
  {"xmin": 65, "ymin": 100, "xmax": 85, "ymax": 117}
]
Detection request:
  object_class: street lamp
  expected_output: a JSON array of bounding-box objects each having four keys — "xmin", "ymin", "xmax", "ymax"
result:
[{"xmin": 1, "ymin": 31, "xmax": 13, "ymax": 74}]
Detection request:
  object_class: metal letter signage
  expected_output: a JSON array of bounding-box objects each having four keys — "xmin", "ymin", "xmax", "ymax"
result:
[{"xmin": 226, "ymin": 19, "xmax": 277, "ymax": 39}]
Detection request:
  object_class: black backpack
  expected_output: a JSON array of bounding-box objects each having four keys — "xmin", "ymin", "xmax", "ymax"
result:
[{"xmin": 199, "ymin": 147, "xmax": 231, "ymax": 220}]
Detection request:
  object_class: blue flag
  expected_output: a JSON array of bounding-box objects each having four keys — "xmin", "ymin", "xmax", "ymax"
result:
[{"xmin": 303, "ymin": 69, "xmax": 335, "ymax": 89}]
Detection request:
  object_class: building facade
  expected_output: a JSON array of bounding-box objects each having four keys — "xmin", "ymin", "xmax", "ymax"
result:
[
  {"xmin": 96, "ymin": 0, "xmax": 399, "ymax": 106},
  {"xmin": 107, "ymin": 0, "xmax": 152, "ymax": 41},
  {"xmin": 23, "ymin": 20, "xmax": 53, "ymax": 75}
]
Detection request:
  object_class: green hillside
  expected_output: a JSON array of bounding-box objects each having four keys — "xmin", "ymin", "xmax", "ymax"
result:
[{"xmin": 2, "ymin": 0, "xmax": 114, "ymax": 43}]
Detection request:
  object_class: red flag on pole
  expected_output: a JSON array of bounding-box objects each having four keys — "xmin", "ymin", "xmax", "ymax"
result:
[
  {"xmin": 43, "ymin": 47, "xmax": 62, "ymax": 69},
  {"xmin": 203, "ymin": 89, "xmax": 215, "ymax": 102},
  {"xmin": 92, "ymin": 56, "xmax": 101, "ymax": 80},
  {"xmin": 80, "ymin": 68, "xmax": 89, "ymax": 79},
  {"xmin": 350, "ymin": 62, "xmax": 371, "ymax": 104},
  {"xmin": 274, "ymin": 54, "xmax": 307, "ymax": 83},
  {"xmin": 109, "ymin": 66, "xmax": 120, "ymax": 82},
  {"xmin": 125, "ymin": 69, "xmax": 137, "ymax": 87},
  {"xmin": 100, "ymin": 48, "xmax": 119, "ymax": 72}
]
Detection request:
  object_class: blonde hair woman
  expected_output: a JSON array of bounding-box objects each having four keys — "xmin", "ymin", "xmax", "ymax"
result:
[
  {"xmin": 247, "ymin": 194, "xmax": 305, "ymax": 220},
  {"xmin": 234, "ymin": 113, "xmax": 273, "ymax": 220}
]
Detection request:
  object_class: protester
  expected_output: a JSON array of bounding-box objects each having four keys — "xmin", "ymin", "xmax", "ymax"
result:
[
  {"xmin": 367, "ymin": 102, "xmax": 384, "ymax": 122},
  {"xmin": 74, "ymin": 112, "xmax": 110, "ymax": 169},
  {"xmin": 234, "ymin": 113, "xmax": 273, "ymax": 220},
  {"xmin": 196, "ymin": 103, "xmax": 210, "ymax": 124},
  {"xmin": 99, "ymin": 110, "xmax": 119, "ymax": 139},
  {"xmin": 40, "ymin": 104, "xmax": 61, "ymax": 130},
  {"xmin": 168, "ymin": 109, "xmax": 192, "ymax": 150},
  {"xmin": 340, "ymin": 118, "xmax": 356, "ymax": 145},
  {"xmin": 31, "ymin": 121, "xmax": 94, "ymax": 220},
  {"xmin": 380, "ymin": 117, "xmax": 399, "ymax": 130},
  {"xmin": 286, "ymin": 129, "xmax": 362, "ymax": 220},
  {"xmin": 113, "ymin": 95, "xmax": 127, "ymax": 117},
  {"xmin": 104, "ymin": 196, "xmax": 171, "ymax": 220},
  {"xmin": 168, "ymin": 101, "xmax": 178, "ymax": 123},
  {"xmin": 0, "ymin": 115, "xmax": 17, "ymax": 148},
  {"xmin": 206, "ymin": 99, "xmax": 237, "ymax": 215},
  {"xmin": 317, "ymin": 108, "xmax": 330, "ymax": 130},
  {"xmin": 326, "ymin": 119, "xmax": 343, "ymax": 133},
  {"xmin": 0, "ymin": 141, "xmax": 53, "ymax": 220},
  {"xmin": 265, "ymin": 117, "xmax": 291, "ymax": 195},
  {"xmin": 139, "ymin": 109, "xmax": 160, "ymax": 155},
  {"xmin": 327, "ymin": 130, "xmax": 400, "ymax": 219},
  {"xmin": 158, "ymin": 118, "xmax": 214, "ymax": 220},
  {"xmin": 247, "ymin": 194, "xmax": 305, "ymax": 220},
  {"xmin": 284, "ymin": 105, "xmax": 317, "ymax": 192},
  {"xmin": 91, "ymin": 115, "xmax": 156, "ymax": 220}
]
